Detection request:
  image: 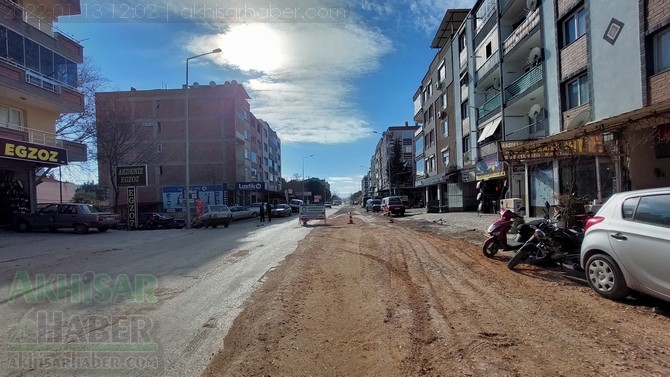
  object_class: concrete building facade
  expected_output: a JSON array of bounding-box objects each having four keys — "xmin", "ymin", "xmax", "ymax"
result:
[
  {"xmin": 0, "ymin": 0, "xmax": 87, "ymax": 224},
  {"xmin": 96, "ymin": 80, "xmax": 281, "ymax": 214},
  {"xmin": 413, "ymin": 0, "xmax": 670, "ymax": 216}
]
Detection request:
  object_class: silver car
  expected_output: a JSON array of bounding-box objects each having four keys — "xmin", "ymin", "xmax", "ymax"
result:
[{"xmin": 580, "ymin": 187, "xmax": 670, "ymax": 302}]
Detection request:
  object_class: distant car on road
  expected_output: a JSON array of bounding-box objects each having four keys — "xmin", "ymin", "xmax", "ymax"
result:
[
  {"xmin": 229, "ymin": 205, "xmax": 256, "ymax": 221},
  {"xmin": 580, "ymin": 187, "xmax": 670, "ymax": 303},
  {"xmin": 197, "ymin": 205, "xmax": 233, "ymax": 228},
  {"xmin": 13, "ymin": 203, "xmax": 120, "ymax": 234},
  {"xmin": 289, "ymin": 199, "xmax": 303, "ymax": 213},
  {"xmin": 271, "ymin": 204, "xmax": 292, "ymax": 217},
  {"xmin": 324, "ymin": 202, "xmax": 332, "ymax": 208},
  {"xmin": 247, "ymin": 203, "xmax": 264, "ymax": 216}
]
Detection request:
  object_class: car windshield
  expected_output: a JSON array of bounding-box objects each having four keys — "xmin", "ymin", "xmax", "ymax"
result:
[{"xmin": 388, "ymin": 198, "xmax": 402, "ymax": 204}]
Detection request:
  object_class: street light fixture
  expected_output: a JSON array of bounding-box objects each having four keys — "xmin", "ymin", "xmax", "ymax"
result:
[
  {"xmin": 185, "ymin": 48, "xmax": 222, "ymax": 229},
  {"xmin": 302, "ymin": 154, "xmax": 314, "ymax": 203}
]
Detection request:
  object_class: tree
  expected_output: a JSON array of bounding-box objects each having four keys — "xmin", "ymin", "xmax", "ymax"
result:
[
  {"xmin": 389, "ymin": 139, "xmax": 412, "ymax": 193},
  {"xmin": 95, "ymin": 96, "xmax": 159, "ymax": 211},
  {"xmin": 37, "ymin": 60, "xmax": 108, "ymax": 185},
  {"xmin": 73, "ymin": 181, "xmax": 107, "ymax": 205}
]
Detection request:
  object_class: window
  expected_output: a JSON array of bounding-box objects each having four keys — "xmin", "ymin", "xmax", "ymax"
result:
[
  {"xmin": 635, "ymin": 195, "xmax": 670, "ymax": 226},
  {"xmin": 159, "ymin": 166, "xmax": 164, "ymax": 175},
  {"xmin": 440, "ymin": 93, "xmax": 447, "ymax": 109},
  {"xmin": 563, "ymin": 7, "xmax": 586, "ymax": 46},
  {"xmin": 244, "ymin": 148, "xmax": 250, "ymax": 160},
  {"xmin": 438, "ymin": 62, "xmax": 446, "ymax": 82},
  {"xmin": 459, "ymin": 32, "xmax": 467, "ymax": 52},
  {"xmin": 485, "ymin": 42, "xmax": 492, "ymax": 58},
  {"xmin": 565, "ymin": 73, "xmax": 589, "ymax": 109},
  {"xmin": 442, "ymin": 119, "xmax": 449, "ymax": 137},
  {"xmin": 463, "ymin": 135, "xmax": 471, "ymax": 152},
  {"xmin": 156, "ymin": 144, "xmax": 162, "ymax": 153},
  {"xmin": 428, "ymin": 104, "xmax": 434, "ymax": 121},
  {"xmin": 0, "ymin": 104, "xmax": 23, "ymax": 128},
  {"xmin": 427, "ymin": 80, "xmax": 433, "ymax": 98},
  {"xmin": 415, "ymin": 137, "xmax": 424, "ymax": 155},
  {"xmin": 461, "ymin": 100, "xmax": 469, "ymax": 120},
  {"xmin": 654, "ymin": 28, "xmax": 670, "ymax": 74},
  {"xmin": 442, "ymin": 149, "xmax": 450, "ymax": 167}
]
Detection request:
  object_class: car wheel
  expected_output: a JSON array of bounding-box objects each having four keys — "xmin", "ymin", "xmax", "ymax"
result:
[
  {"xmin": 252, "ymin": 212, "xmax": 258, "ymax": 218},
  {"xmin": 16, "ymin": 221, "xmax": 31, "ymax": 233},
  {"xmin": 73, "ymin": 224, "xmax": 89, "ymax": 234},
  {"xmin": 97, "ymin": 227, "xmax": 109, "ymax": 232},
  {"xmin": 585, "ymin": 254, "xmax": 630, "ymax": 300}
]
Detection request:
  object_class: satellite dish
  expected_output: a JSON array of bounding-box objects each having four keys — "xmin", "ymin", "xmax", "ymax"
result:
[
  {"xmin": 526, "ymin": 0, "xmax": 537, "ymax": 11},
  {"xmin": 492, "ymin": 77, "xmax": 500, "ymax": 90},
  {"xmin": 528, "ymin": 47, "xmax": 542, "ymax": 65},
  {"xmin": 192, "ymin": 82, "xmax": 200, "ymax": 88},
  {"xmin": 209, "ymin": 81, "xmax": 216, "ymax": 87},
  {"xmin": 569, "ymin": 109, "xmax": 591, "ymax": 129},
  {"xmin": 529, "ymin": 103, "xmax": 543, "ymax": 119}
]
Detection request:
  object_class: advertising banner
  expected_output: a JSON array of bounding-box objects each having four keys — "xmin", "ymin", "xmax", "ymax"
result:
[
  {"xmin": 237, "ymin": 182, "xmax": 265, "ymax": 191},
  {"xmin": 116, "ymin": 165, "xmax": 147, "ymax": 187},
  {"xmin": 0, "ymin": 138, "xmax": 68, "ymax": 165},
  {"xmin": 162, "ymin": 185, "xmax": 226, "ymax": 212}
]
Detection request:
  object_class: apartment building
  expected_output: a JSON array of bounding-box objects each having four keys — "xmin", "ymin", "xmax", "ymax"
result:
[
  {"xmin": 96, "ymin": 80, "xmax": 282, "ymax": 214},
  {"xmin": 0, "ymin": 0, "xmax": 87, "ymax": 223},
  {"xmin": 413, "ymin": 0, "xmax": 670, "ymax": 216},
  {"xmin": 369, "ymin": 124, "xmax": 419, "ymax": 199}
]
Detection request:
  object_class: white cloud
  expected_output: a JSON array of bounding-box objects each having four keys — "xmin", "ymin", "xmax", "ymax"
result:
[{"xmin": 328, "ymin": 175, "xmax": 365, "ymax": 196}]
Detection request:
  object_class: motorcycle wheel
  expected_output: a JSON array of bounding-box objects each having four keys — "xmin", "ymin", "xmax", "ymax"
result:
[
  {"xmin": 482, "ymin": 238, "xmax": 499, "ymax": 258},
  {"xmin": 508, "ymin": 246, "xmax": 532, "ymax": 270}
]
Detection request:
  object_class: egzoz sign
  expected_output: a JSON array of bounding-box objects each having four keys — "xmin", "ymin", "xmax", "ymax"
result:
[
  {"xmin": 0, "ymin": 138, "xmax": 68, "ymax": 165},
  {"xmin": 127, "ymin": 187, "xmax": 137, "ymax": 229},
  {"xmin": 116, "ymin": 165, "xmax": 148, "ymax": 187},
  {"xmin": 237, "ymin": 182, "xmax": 265, "ymax": 191}
]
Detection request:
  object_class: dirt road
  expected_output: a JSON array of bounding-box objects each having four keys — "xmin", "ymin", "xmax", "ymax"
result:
[{"xmin": 203, "ymin": 208, "xmax": 670, "ymax": 376}]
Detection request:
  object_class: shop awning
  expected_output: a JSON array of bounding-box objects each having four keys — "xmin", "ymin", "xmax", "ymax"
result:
[
  {"xmin": 477, "ymin": 117, "xmax": 502, "ymax": 143},
  {"xmin": 500, "ymin": 99, "xmax": 670, "ymax": 160}
]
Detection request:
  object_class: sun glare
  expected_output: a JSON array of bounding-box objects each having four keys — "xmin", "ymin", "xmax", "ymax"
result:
[{"xmin": 218, "ymin": 24, "xmax": 287, "ymax": 73}]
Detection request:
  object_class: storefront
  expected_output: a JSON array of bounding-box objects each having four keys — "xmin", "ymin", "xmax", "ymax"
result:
[{"xmin": 0, "ymin": 138, "xmax": 69, "ymax": 224}]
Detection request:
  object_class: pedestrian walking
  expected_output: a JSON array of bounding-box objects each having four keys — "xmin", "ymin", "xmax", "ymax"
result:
[
  {"xmin": 266, "ymin": 202, "xmax": 272, "ymax": 222},
  {"xmin": 259, "ymin": 202, "xmax": 265, "ymax": 222}
]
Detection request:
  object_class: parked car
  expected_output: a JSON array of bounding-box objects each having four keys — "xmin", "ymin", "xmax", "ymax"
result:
[
  {"xmin": 381, "ymin": 196, "xmax": 405, "ymax": 216},
  {"xmin": 289, "ymin": 199, "xmax": 303, "ymax": 213},
  {"xmin": 138, "ymin": 213, "xmax": 183, "ymax": 230},
  {"xmin": 229, "ymin": 205, "xmax": 256, "ymax": 220},
  {"xmin": 580, "ymin": 187, "xmax": 670, "ymax": 302},
  {"xmin": 196, "ymin": 205, "xmax": 233, "ymax": 228},
  {"xmin": 366, "ymin": 199, "xmax": 382, "ymax": 212},
  {"xmin": 247, "ymin": 202, "xmax": 264, "ymax": 216},
  {"xmin": 271, "ymin": 203, "xmax": 292, "ymax": 217},
  {"xmin": 13, "ymin": 203, "xmax": 120, "ymax": 234}
]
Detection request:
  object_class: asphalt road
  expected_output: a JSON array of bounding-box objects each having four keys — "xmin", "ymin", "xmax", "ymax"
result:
[{"xmin": 0, "ymin": 210, "xmax": 331, "ymax": 376}]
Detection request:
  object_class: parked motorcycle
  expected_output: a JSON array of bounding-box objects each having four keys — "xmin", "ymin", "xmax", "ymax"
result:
[
  {"xmin": 482, "ymin": 209, "xmax": 543, "ymax": 258},
  {"xmin": 139, "ymin": 213, "xmax": 183, "ymax": 230},
  {"xmin": 507, "ymin": 203, "xmax": 584, "ymax": 270}
]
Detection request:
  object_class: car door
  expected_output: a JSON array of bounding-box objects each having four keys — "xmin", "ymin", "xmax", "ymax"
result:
[
  {"xmin": 56, "ymin": 204, "xmax": 79, "ymax": 228},
  {"xmin": 32, "ymin": 204, "xmax": 59, "ymax": 228},
  {"xmin": 607, "ymin": 193, "xmax": 670, "ymax": 296}
]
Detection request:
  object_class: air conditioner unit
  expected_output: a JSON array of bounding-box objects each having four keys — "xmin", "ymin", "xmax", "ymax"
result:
[
  {"xmin": 435, "ymin": 82, "xmax": 443, "ymax": 90},
  {"xmin": 438, "ymin": 111, "xmax": 446, "ymax": 119}
]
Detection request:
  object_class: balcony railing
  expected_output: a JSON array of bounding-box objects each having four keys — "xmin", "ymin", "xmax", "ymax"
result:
[
  {"xmin": 503, "ymin": 7, "xmax": 540, "ymax": 55},
  {"xmin": 479, "ymin": 140, "xmax": 498, "ymax": 157},
  {"xmin": 0, "ymin": 123, "xmax": 63, "ymax": 147},
  {"xmin": 475, "ymin": 53, "xmax": 499, "ymax": 82},
  {"xmin": 477, "ymin": 93, "xmax": 501, "ymax": 119},
  {"xmin": 505, "ymin": 65, "xmax": 543, "ymax": 100}
]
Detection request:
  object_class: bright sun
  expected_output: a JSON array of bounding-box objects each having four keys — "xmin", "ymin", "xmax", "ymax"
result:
[{"xmin": 218, "ymin": 24, "xmax": 287, "ymax": 73}]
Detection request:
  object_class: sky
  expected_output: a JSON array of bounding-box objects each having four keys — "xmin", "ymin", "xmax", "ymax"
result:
[{"xmin": 57, "ymin": 0, "xmax": 476, "ymax": 197}]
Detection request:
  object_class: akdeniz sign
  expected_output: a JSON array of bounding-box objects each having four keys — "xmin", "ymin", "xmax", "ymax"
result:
[{"xmin": 237, "ymin": 182, "xmax": 265, "ymax": 191}]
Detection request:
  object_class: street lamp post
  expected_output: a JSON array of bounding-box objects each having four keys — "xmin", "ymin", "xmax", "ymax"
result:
[
  {"xmin": 185, "ymin": 48, "xmax": 222, "ymax": 229},
  {"xmin": 302, "ymin": 154, "xmax": 314, "ymax": 203}
]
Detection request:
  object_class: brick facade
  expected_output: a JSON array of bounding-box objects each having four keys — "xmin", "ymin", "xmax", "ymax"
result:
[
  {"xmin": 560, "ymin": 36, "xmax": 588, "ymax": 80},
  {"xmin": 557, "ymin": 0, "xmax": 581, "ymax": 20},
  {"xmin": 647, "ymin": 70, "xmax": 670, "ymax": 104}
]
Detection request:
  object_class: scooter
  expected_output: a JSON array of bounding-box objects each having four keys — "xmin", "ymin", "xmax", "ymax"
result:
[{"xmin": 482, "ymin": 209, "xmax": 543, "ymax": 258}]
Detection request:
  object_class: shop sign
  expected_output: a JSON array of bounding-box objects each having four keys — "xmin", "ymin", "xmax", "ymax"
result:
[
  {"xmin": 127, "ymin": 187, "xmax": 137, "ymax": 229},
  {"xmin": 116, "ymin": 165, "xmax": 147, "ymax": 187},
  {"xmin": 237, "ymin": 182, "xmax": 265, "ymax": 191},
  {"xmin": 0, "ymin": 138, "xmax": 67, "ymax": 165},
  {"xmin": 476, "ymin": 155, "xmax": 507, "ymax": 181}
]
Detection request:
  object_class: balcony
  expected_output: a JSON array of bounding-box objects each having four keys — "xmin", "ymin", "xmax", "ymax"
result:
[
  {"xmin": 505, "ymin": 65, "xmax": 543, "ymax": 100},
  {"xmin": 479, "ymin": 140, "xmax": 498, "ymax": 157},
  {"xmin": 475, "ymin": 53, "xmax": 499, "ymax": 82},
  {"xmin": 503, "ymin": 8, "xmax": 540, "ymax": 55},
  {"xmin": 477, "ymin": 93, "xmax": 501, "ymax": 119}
]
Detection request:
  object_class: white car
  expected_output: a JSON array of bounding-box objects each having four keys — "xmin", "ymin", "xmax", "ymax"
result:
[
  {"xmin": 198, "ymin": 205, "xmax": 233, "ymax": 228},
  {"xmin": 580, "ymin": 187, "xmax": 670, "ymax": 302}
]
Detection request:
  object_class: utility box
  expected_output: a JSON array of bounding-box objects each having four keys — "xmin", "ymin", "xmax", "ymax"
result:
[{"xmin": 500, "ymin": 198, "xmax": 524, "ymax": 215}]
